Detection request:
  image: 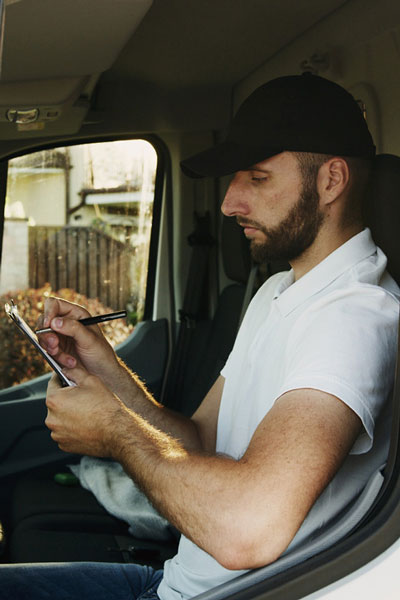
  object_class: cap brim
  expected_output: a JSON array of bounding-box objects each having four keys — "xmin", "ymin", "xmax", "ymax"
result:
[{"xmin": 180, "ymin": 141, "xmax": 282, "ymax": 179}]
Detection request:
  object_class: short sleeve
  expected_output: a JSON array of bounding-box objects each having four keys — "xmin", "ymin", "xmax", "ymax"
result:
[{"xmin": 278, "ymin": 285, "xmax": 399, "ymax": 454}]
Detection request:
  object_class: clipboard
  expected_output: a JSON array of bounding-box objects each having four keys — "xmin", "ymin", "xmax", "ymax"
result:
[{"xmin": 5, "ymin": 299, "xmax": 75, "ymax": 387}]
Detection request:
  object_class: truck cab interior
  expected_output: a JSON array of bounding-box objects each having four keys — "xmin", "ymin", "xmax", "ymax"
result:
[{"xmin": 0, "ymin": 1, "xmax": 400, "ymax": 599}]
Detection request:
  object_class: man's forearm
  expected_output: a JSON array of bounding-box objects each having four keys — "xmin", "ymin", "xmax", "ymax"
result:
[
  {"xmin": 109, "ymin": 358, "xmax": 203, "ymax": 451},
  {"xmin": 46, "ymin": 368, "xmax": 364, "ymax": 572},
  {"xmin": 110, "ymin": 403, "xmax": 244, "ymax": 565}
]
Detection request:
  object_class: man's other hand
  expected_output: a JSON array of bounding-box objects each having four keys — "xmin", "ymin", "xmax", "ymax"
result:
[{"xmin": 45, "ymin": 366, "xmax": 124, "ymax": 456}]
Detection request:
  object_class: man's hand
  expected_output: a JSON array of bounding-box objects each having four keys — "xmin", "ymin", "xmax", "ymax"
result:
[
  {"xmin": 39, "ymin": 297, "xmax": 215, "ymax": 452},
  {"xmin": 45, "ymin": 366, "xmax": 124, "ymax": 456},
  {"xmin": 38, "ymin": 296, "xmax": 121, "ymax": 389}
]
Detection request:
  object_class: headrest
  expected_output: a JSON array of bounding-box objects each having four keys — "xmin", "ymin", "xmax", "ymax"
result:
[
  {"xmin": 366, "ymin": 154, "xmax": 400, "ymax": 284},
  {"xmin": 221, "ymin": 216, "xmax": 252, "ymax": 284}
]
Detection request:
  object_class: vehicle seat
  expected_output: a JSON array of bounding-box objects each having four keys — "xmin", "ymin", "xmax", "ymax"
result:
[
  {"xmin": 163, "ymin": 215, "xmax": 253, "ymax": 416},
  {"xmin": 365, "ymin": 153, "xmax": 400, "ymax": 283}
]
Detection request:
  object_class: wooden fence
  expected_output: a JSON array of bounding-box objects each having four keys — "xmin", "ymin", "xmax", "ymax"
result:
[{"xmin": 28, "ymin": 226, "xmax": 134, "ymax": 309}]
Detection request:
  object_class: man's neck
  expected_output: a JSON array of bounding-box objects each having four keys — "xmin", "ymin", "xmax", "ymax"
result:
[{"xmin": 290, "ymin": 224, "xmax": 364, "ymax": 281}]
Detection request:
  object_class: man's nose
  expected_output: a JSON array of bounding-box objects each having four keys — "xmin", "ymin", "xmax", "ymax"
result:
[{"xmin": 221, "ymin": 175, "xmax": 250, "ymax": 216}]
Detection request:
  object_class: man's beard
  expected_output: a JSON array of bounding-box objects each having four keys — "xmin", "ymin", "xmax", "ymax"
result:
[{"xmin": 239, "ymin": 180, "xmax": 324, "ymax": 264}]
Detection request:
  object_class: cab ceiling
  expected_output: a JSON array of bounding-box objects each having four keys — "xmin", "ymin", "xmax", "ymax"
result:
[
  {"xmin": 0, "ymin": 0, "xmax": 349, "ymax": 143},
  {"xmin": 106, "ymin": 0, "xmax": 349, "ymax": 87},
  {"xmin": 87, "ymin": 0, "xmax": 352, "ymax": 139}
]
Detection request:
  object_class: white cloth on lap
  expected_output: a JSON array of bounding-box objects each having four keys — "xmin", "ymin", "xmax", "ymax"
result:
[{"xmin": 70, "ymin": 456, "xmax": 174, "ymax": 541}]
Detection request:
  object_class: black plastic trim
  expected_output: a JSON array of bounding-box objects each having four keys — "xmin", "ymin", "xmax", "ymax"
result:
[
  {"xmin": 142, "ymin": 135, "xmax": 170, "ymax": 322},
  {"xmin": 0, "ymin": 160, "xmax": 8, "ymax": 267}
]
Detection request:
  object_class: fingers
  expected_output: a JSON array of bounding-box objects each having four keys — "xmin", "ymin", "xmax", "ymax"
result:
[
  {"xmin": 60, "ymin": 365, "xmax": 90, "ymax": 387},
  {"xmin": 50, "ymin": 316, "xmax": 98, "ymax": 351},
  {"xmin": 38, "ymin": 297, "xmax": 119, "ymax": 386},
  {"xmin": 38, "ymin": 296, "xmax": 93, "ymax": 358},
  {"xmin": 51, "ymin": 349, "xmax": 78, "ymax": 369},
  {"xmin": 37, "ymin": 327, "xmax": 77, "ymax": 368},
  {"xmin": 48, "ymin": 364, "xmax": 99, "ymax": 389},
  {"xmin": 43, "ymin": 296, "xmax": 90, "ymax": 329},
  {"xmin": 38, "ymin": 330, "xmax": 59, "ymax": 353}
]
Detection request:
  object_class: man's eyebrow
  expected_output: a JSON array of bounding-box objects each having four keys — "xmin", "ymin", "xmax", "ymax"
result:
[{"xmin": 244, "ymin": 166, "xmax": 272, "ymax": 174}]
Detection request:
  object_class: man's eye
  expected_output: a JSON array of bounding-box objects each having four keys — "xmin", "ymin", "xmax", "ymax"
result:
[{"xmin": 251, "ymin": 176, "xmax": 268, "ymax": 183}]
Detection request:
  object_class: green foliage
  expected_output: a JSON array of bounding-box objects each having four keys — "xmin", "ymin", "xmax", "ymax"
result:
[{"xmin": 0, "ymin": 283, "xmax": 133, "ymax": 389}]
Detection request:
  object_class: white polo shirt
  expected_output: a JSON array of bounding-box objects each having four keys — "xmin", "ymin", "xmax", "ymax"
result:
[{"xmin": 159, "ymin": 229, "xmax": 399, "ymax": 600}]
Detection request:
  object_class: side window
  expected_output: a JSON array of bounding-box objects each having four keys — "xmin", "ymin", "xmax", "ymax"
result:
[{"xmin": 0, "ymin": 139, "xmax": 158, "ymax": 389}]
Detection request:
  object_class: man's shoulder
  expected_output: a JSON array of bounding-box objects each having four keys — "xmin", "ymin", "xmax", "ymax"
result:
[{"xmin": 296, "ymin": 282, "xmax": 399, "ymax": 342}]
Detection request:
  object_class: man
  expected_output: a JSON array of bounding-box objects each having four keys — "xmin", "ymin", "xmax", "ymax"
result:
[{"xmin": 1, "ymin": 74, "xmax": 399, "ymax": 600}]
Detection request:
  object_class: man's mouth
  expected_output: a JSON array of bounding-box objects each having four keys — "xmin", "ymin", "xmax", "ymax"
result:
[
  {"xmin": 243, "ymin": 226, "xmax": 259, "ymax": 237},
  {"xmin": 237, "ymin": 220, "xmax": 261, "ymax": 237}
]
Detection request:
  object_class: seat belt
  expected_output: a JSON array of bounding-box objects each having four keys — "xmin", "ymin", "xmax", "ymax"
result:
[{"xmin": 162, "ymin": 212, "xmax": 215, "ymax": 410}]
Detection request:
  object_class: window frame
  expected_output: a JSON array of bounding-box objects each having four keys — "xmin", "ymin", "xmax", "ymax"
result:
[{"xmin": 0, "ymin": 133, "xmax": 166, "ymax": 326}]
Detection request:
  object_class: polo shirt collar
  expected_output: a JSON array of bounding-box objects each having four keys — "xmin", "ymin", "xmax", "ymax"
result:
[{"xmin": 273, "ymin": 228, "xmax": 377, "ymax": 317}]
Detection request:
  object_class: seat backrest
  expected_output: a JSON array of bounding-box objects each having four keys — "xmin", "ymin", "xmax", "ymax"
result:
[
  {"xmin": 164, "ymin": 216, "xmax": 252, "ymax": 416},
  {"xmin": 220, "ymin": 215, "xmax": 252, "ymax": 284},
  {"xmin": 366, "ymin": 153, "xmax": 400, "ymax": 284}
]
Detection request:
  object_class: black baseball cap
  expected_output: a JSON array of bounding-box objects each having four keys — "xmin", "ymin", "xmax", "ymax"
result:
[{"xmin": 181, "ymin": 73, "xmax": 375, "ymax": 178}]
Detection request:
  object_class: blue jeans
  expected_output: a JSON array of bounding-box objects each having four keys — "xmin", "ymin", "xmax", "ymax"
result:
[{"xmin": 0, "ymin": 562, "xmax": 163, "ymax": 600}]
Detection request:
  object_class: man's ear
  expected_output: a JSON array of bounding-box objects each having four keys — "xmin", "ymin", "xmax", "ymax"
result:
[{"xmin": 318, "ymin": 158, "xmax": 350, "ymax": 206}]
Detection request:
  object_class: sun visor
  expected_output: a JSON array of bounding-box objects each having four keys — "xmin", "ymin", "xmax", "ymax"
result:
[{"xmin": 0, "ymin": 0, "xmax": 153, "ymax": 138}]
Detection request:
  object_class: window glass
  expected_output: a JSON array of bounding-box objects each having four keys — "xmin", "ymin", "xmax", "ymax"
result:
[{"xmin": 0, "ymin": 139, "xmax": 157, "ymax": 389}]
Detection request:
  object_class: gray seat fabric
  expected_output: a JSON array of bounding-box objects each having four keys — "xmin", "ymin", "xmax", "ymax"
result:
[
  {"xmin": 366, "ymin": 153, "xmax": 400, "ymax": 283},
  {"xmin": 163, "ymin": 216, "xmax": 252, "ymax": 416}
]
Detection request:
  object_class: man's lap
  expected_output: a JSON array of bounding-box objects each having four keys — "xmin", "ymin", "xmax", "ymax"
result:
[{"xmin": 0, "ymin": 561, "xmax": 163, "ymax": 600}]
